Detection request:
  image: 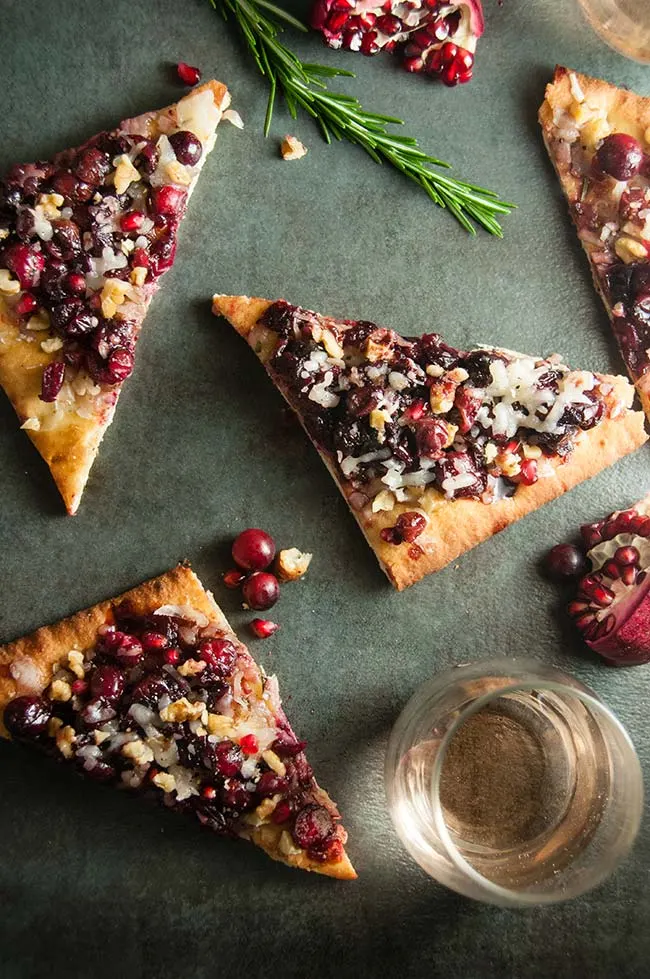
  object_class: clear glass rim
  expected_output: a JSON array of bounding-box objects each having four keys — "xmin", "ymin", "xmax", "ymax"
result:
[{"xmin": 429, "ymin": 679, "xmax": 643, "ymax": 907}]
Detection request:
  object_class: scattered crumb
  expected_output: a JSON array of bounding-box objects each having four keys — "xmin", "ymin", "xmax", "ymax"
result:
[{"xmin": 280, "ymin": 135, "xmax": 308, "ymax": 161}]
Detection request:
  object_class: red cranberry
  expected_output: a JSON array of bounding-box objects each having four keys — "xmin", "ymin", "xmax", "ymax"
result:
[
  {"xmin": 150, "ymin": 185, "xmax": 187, "ymax": 216},
  {"xmin": 272, "ymin": 800, "xmax": 293, "ymax": 824},
  {"xmin": 292, "ymin": 804, "xmax": 334, "ymax": 851},
  {"xmin": 132, "ymin": 247, "xmax": 150, "ymax": 270},
  {"xmin": 149, "ymin": 235, "xmax": 177, "ymax": 275},
  {"xmin": 595, "ymin": 133, "xmax": 644, "ymax": 181},
  {"xmin": 66, "ymin": 310, "xmax": 98, "ymax": 338},
  {"xmin": 15, "ymin": 292, "xmax": 39, "ymax": 317},
  {"xmin": 249, "ymin": 618, "xmax": 280, "ymax": 639},
  {"xmin": 141, "ymin": 631, "xmax": 168, "ymax": 652},
  {"xmin": 134, "ymin": 141, "xmax": 159, "ymax": 175},
  {"xmin": 51, "ymin": 171, "xmax": 92, "ymax": 203},
  {"xmin": 242, "ymin": 572, "xmax": 280, "ymax": 611},
  {"xmin": 3, "ymin": 243, "xmax": 45, "ymax": 288},
  {"xmin": 381, "ymin": 511, "xmax": 427, "ymax": 545},
  {"xmin": 177, "ymin": 62, "xmax": 201, "ymax": 86},
  {"xmin": 256, "ymin": 771, "xmax": 288, "ymax": 797},
  {"xmin": 204, "ymin": 740, "xmax": 242, "ymax": 777},
  {"xmin": 101, "ymin": 631, "xmax": 143, "ymax": 667},
  {"xmin": 3, "ymin": 695, "xmax": 52, "ymax": 738},
  {"xmin": 223, "ymin": 568, "xmax": 246, "ymax": 589},
  {"xmin": 120, "ymin": 210, "xmax": 145, "ymax": 232},
  {"xmin": 65, "ymin": 272, "xmax": 86, "ymax": 296},
  {"xmin": 272, "ymin": 729, "xmax": 307, "ymax": 757},
  {"xmin": 413, "ymin": 418, "xmax": 451, "ymax": 459},
  {"xmin": 169, "ymin": 131, "xmax": 203, "ymax": 167},
  {"xmin": 83, "ymin": 759, "xmax": 117, "ymax": 782},
  {"xmin": 232, "ymin": 528, "xmax": 276, "ymax": 571},
  {"xmin": 74, "ymin": 147, "xmax": 111, "ymax": 186},
  {"xmin": 221, "ymin": 780, "xmax": 253, "ymax": 811},
  {"xmin": 545, "ymin": 544, "xmax": 588, "ymax": 581},
  {"xmin": 164, "ymin": 648, "xmax": 181, "ymax": 665},
  {"xmin": 198, "ymin": 638, "xmax": 237, "ymax": 677},
  {"xmin": 90, "ymin": 665, "xmax": 125, "ymax": 702},
  {"xmin": 105, "ymin": 348, "xmax": 134, "ymax": 384},
  {"xmin": 40, "ymin": 361, "xmax": 66, "ymax": 402},
  {"xmin": 71, "ymin": 679, "xmax": 88, "ymax": 695},
  {"xmin": 239, "ymin": 734, "xmax": 259, "ymax": 756}
]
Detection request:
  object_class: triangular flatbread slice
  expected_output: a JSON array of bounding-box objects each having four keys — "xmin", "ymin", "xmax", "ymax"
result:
[
  {"xmin": 0, "ymin": 81, "xmax": 232, "ymax": 513},
  {"xmin": 0, "ymin": 565, "xmax": 355, "ymax": 880},
  {"xmin": 540, "ymin": 66, "xmax": 650, "ymax": 420},
  {"xmin": 213, "ymin": 294, "xmax": 647, "ymax": 590}
]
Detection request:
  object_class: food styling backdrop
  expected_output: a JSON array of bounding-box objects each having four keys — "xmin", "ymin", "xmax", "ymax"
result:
[{"xmin": 1, "ymin": 0, "xmax": 649, "ymax": 976}]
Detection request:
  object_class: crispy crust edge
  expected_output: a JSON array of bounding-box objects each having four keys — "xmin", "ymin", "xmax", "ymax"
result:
[
  {"xmin": 212, "ymin": 294, "xmax": 648, "ymax": 590},
  {"xmin": 0, "ymin": 80, "xmax": 230, "ymax": 515},
  {"xmin": 539, "ymin": 66, "xmax": 650, "ymax": 421},
  {"xmin": 0, "ymin": 563, "xmax": 355, "ymax": 880}
]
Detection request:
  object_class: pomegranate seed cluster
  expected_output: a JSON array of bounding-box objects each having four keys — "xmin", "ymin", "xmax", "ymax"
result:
[
  {"xmin": 311, "ymin": 0, "xmax": 484, "ymax": 86},
  {"xmin": 0, "ymin": 97, "xmax": 211, "ymax": 404},
  {"xmin": 2, "ymin": 605, "xmax": 344, "ymax": 863},
  {"xmin": 546, "ymin": 72, "xmax": 650, "ymax": 380},
  {"xmin": 225, "ymin": 529, "xmax": 313, "ymax": 637},
  {"xmin": 256, "ymin": 301, "xmax": 613, "ymax": 517},
  {"xmin": 545, "ymin": 504, "xmax": 650, "ymax": 666}
]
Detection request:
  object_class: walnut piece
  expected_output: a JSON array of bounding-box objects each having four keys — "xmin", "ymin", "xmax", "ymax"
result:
[
  {"xmin": 280, "ymin": 135, "xmax": 308, "ymax": 161},
  {"xmin": 275, "ymin": 547, "xmax": 312, "ymax": 582}
]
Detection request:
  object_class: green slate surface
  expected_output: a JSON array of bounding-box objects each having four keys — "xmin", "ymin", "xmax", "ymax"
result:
[{"xmin": 1, "ymin": 1, "xmax": 649, "ymax": 976}]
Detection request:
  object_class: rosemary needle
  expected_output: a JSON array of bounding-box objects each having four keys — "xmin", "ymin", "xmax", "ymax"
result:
[{"xmin": 209, "ymin": 0, "xmax": 515, "ymax": 236}]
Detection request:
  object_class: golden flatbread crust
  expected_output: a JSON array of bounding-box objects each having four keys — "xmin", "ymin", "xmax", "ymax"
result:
[
  {"xmin": 213, "ymin": 294, "xmax": 648, "ymax": 590},
  {"xmin": 0, "ymin": 564, "xmax": 355, "ymax": 880},
  {"xmin": 0, "ymin": 80, "xmax": 230, "ymax": 515},
  {"xmin": 539, "ymin": 66, "xmax": 650, "ymax": 420}
]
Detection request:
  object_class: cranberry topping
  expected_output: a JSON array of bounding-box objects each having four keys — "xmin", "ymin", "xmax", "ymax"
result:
[
  {"xmin": 4, "ymin": 695, "xmax": 52, "ymax": 738},
  {"xmin": 292, "ymin": 804, "xmax": 335, "ymax": 852},
  {"xmin": 89, "ymin": 665, "xmax": 125, "ymax": 702},
  {"xmin": 242, "ymin": 572, "xmax": 280, "ymax": 611},
  {"xmin": 39, "ymin": 361, "xmax": 66, "ymax": 402},
  {"xmin": 2, "ymin": 243, "xmax": 45, "ymax": 288},
  {"xmin": 595, "ymin": 133, "xmax": 644, "ymax": 182},
  {"xmin": 545, "ymin": 544, "xmax": 588, "ymax": 581},
  {"xmin": 232, "ymin": 528, "xmax": 276, "ymax": 571},
  {"xmin": 198, "ymin": 638, "xmax": 237, "ymax": 676},
  {"xmin": 169, "ymin": 131, "xmax": 203, "ymax": 167}
]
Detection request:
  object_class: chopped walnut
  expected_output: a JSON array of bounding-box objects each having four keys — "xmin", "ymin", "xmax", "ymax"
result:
[
  {"xmin": 0, "ymin": 269, "xmax": 20, "ymax": 295},
  {"xmin": 177, "ymin": 658, "xmax": 206, "ymax": 677},
  {"xmin": 207, "ymin": 713, "xmax": 234, "ymax": 737},
  {"xmin": 429, "ymin": 376, "xmax": 458, "ymax": 414},
  {"xmin": 159, "ymin": 697, "xmax": 205, "ymax": 723},
  {"xmin": 56, "ymin": 725, "xmax": 76, "ymax": 759},
  {"xmin": 280, "ymin": 135, "xmax": 308, "ymax": 161},
  {"xmin": 278, "ymin": 829, "xmax": 302, "ymax": 857},
  {"xmin": 121, "ymin": 739, "xmax": 154, "ymax": 766},
  {"xmin": 254, "ymin": 796, "xmax": 279, "ymax": 822},
  {"xmin": 49, "ymin": 679, "xmax": 72, "ymax": 702},
  {"xmin": 67, "ymin": 649, "xmax": 86, "ymax": 679},
  {"xmin": 275, "ymin": 547, "xmax": 313, "ymax": 583},
  {"xmin": 262, "ymin": 749, "xmax": 286, "ymax": 777},
  {"xmin": 113, "ymin": 154, "xmax": 140, "ymax": 195},
  {"xmin": 152, "ymin": 772, "xmax": 176, "ymax": 793},
  {"xmin": 47, "ymin": 716, "xmax": 64, "ymax": 738}
]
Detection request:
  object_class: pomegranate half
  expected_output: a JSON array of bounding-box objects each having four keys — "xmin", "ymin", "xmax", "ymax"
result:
[
  {"xmin": 310, "ymin": 0, "xmax": 485, "ymax": 86},
  {"xmin": 567, "ymin": 499, "xmax": 650, "ymax": 665}
]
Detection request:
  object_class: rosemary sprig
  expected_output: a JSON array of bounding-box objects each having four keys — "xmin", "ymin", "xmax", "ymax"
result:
[{"xmin": 210, "ymin": 0, "xmax": 515, "ymax": 235}]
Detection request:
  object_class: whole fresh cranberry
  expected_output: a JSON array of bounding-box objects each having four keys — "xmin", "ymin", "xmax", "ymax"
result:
[
  {"xmin": 169, "ymin": 131, "xmax": 203, "ymax": 167},
  {"xmin": 3, "ymin": 695, "xmax": 52, "ymax": 738},
  {"xmin": 90, "ymin": 665, "xmax": 125, "ymax": 702},
  {"xmin": 2, "ymin": 242, "xmax": 45, "ymax": 288},
  {"xmin": 242, "ymin": 572, "xmax": 280, "ymax": 611},
  {"xmin": 198, "ymin": 638, "xmax": 237, "ymax": 677},
  {"xmin": 150, "ymin": 185, "xmax": 187, "ymax": 216},
  {"xmin": 256, "ymin": 771, "xmax": 288, "ymax": 797},
  {"xmin": 292, "ymin": 804, "xmax": 334, "ymax": 851},
  {"xmin": 545, "ymin": 544, "xmax": 588, "ymax": 581},
  {"xmin": 595, "ymin": 133, "xmax": 644, "ymax": 181},
  {"xmin": 232, "ymin": 528, "xmax": 276, "ymax": 571}
]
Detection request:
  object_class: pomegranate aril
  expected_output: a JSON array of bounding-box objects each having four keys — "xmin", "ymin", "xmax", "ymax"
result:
[
  {"xmin": 202, "ymin": 785, "xmax": 217, "ymax": 800},
  {"xmin": 223, "ymin": 568, "xmax": 246, "ymax": 589},
  {"xmin": 360, "ymin": 31, "xmax": 379, "ymax": 54},
  {"xmin": 177, "ymin": 62, "xmax": 201, "ymax": 86},
  {"xmin": 591, "ymin": 585, "xmax": 615, "ymax": 608},
  {"xmin": 615, "ymin": 546, "xmax": 640, "ymax": 567},
  {"xmin": 65, "ymin": 273, "xmax": 86, "ymax": 296},
  {"xmin": 120, "ymin": 210, "xmax": 145, "ymax": 232},
  {"xmin": 250, "ymin": 618, "xmax": 280, "ymax": 639},
  {"xmin": 40, "ymin": 361, "xmax": 66, "ymax": 402},
  {"xmin": 518, "ymin": 459, "xmax": 538, "ymax": 486},
  {"xmin": 581, "ymin": 522, "xmax": 603, "ymax": 548},
  {"xmin": 327, "ymin": 10, "xmax": 350, "ymax": 30},
  {"xmin": 141, "ymin": 631, "xmax": 168, "ymax": 651},
  {"xmin": 375, "ymin": 13, "xmax": 401, "ymax": 33},
  {"xmin": 271, "ymin": 800, "xmax": 293, "ymax": 824},
  {"xmin": 239, "ymin": 734, "xmax": 259, "ymax": 756},
  {"xmin": 164, "ymin": 648, "xmax": 181, "ymax": 665},
  {"xmin": 359, "ymin": 11, "xmax": 377, "ymax": 28},
  {"xmin": 71, "ymin": 679, "xmax": 88, "ymax": 695},
  {"xmin": 568, "ymin": 600, "xmax": 589, "ymax": 616},
  {"xmin": 622, "ymin": 566, "xmax": 638, "ymax": 586},
  {"xmin": 602, "ymin": 560, "xmax": 621, "ymax": 580},
  {"xmin": 16, "ymin": 292, "xmax": 39, "ymax": 316}
]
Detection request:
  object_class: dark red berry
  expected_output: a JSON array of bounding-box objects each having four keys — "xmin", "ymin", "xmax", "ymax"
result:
[
  {"xmin": 15, "ymin": 292, "xmax": 39, "ymax": 317},
  {"xmin": 71, "ymin": 679, "xmax": 88, "ymax": 695},
  {"xmin": 177, "ymin": 62, "xmax": 201, "ymax": 86},
  {"xmin": 198, "ymin": 638, "xmax": 237, "ymax": 676},
  {"xmin": 169, "ymin": 131, "xmax": 203, "ymax": 167},
  {"xmin": 232, "ymin": 528, "xmax": 276, "ymax": 571},
  {"xmin": 242, "ymin": 572, "xmax": 280, "ymax": 611},
  {"xmin": 223, "ymin": 568, "xmax": 246, "ymax": 589},
  {"xmin": 40, "ymin": 361, "xmax": 66, "ymax": 402},
  {"xmin": 545, "ymin": 544, "xmax": 588, "ymax": 581},
  {"xmin": 256, "ymin": 771, "xmax": 288, "ymax": 797},
  {"xmin": 3, "ymin": 243, "xmax": 45, "ymax": 288},
  {"xmin": 164, "ymin": 648, "xmax": 181, "ymax": 665},
  {"xmin": 90, "ymin": 665, "xmax": 125, "ymax": 702},
  {"xmin": 105, "ymin": 348, "xmax": 134, "ymax": 384},
  {"xmin": 141, "ymin": 631, "xmax": 168, "ymax": 652},
  {"xmin": 151, "ymin": 185, "xmax": 187, "ymax": 216},
  {"xmin": 292, "ymin": 804, "xmax": 334, "ymax": 851},
  {"xmin": 595, "ymin": 133, "xmax": 644, "ymax": 181},
  {"xmin": 3, "ymin": 695, "xmax": 52, "ymax": 738}
]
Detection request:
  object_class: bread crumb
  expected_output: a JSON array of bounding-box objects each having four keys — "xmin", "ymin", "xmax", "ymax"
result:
[{"xmin": 280, "ymin": 135, "xmax": 308, "ymax": 161}]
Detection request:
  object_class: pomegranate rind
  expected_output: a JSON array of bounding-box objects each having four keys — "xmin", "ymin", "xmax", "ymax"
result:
[{"xmin": 587, "ymin": 572, "xmax": 650, "ymax": 665}]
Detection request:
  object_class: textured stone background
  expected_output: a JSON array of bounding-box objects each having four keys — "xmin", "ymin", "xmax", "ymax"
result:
[{"xmin": 0, "ymin": 0, "xmax": 649, "ymax": 976}]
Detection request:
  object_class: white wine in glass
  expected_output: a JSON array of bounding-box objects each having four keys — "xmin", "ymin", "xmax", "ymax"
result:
[{"xmin": 577, "ymin": 0, "xmax": 650, "ymax": 63}]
